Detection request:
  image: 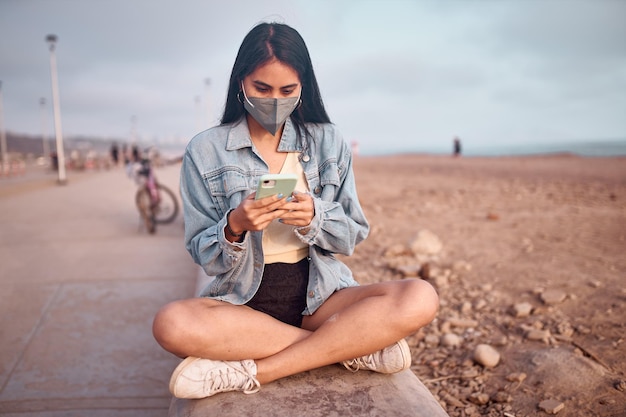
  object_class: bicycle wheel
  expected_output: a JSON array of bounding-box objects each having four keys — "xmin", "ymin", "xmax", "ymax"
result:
[
  {"xmin": 153, "ymin": 184, "xmax": 179, "ymax": 224},
  {"xmin": 135, "ymin": 188, "xmax": 156, "ymax": 233}
]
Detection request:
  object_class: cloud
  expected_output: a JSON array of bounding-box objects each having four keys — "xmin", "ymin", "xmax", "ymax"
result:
[{"xmin": 0, "ymin": 0, "xmax": 624, "ymax": 155}]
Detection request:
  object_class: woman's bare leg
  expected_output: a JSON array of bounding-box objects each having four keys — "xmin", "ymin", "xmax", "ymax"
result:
[
  {"xmin": 153, "ymin": 299, "xmax": 312, "ymax": 360},
  {"xmin": 255, "ymin": 278, "xmax": 438, "ymax": 383},
  {"xmin": 153, "ymin": 278, "xmax": 438, "ymax": 384}
]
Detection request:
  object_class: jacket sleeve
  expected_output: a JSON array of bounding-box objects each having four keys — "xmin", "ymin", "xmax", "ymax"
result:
[
  {"xmin": 180, "ymin": 150, "xmax": 248, "ymax": 275},
  {"xmin": 296, "ymin": 132, "xmax": 369, "ymax": 256}
]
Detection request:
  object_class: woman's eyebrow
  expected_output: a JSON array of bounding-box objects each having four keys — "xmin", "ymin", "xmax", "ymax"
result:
[
  {"xmin": 252, "ymin": 80, "xmax": 299, "ymax": 89},
  {"xmin": 252, "ymin": 80, "xmax": 271, "ymax": 88}
]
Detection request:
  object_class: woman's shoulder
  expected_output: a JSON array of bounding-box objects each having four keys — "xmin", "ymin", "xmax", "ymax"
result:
[
  {"xmin": 305, "ymin": 123, "xmax": 350, "ymax": 154},
  {"xmin": 186, "ymin": 124, "xmax": 232, "ymax": 151},
  {"xmin": 305, "ymin": 122, "xmax": 342, "ymax": 138},
  {"xmin": 183, "ymin": 125, "xmax": 236, "ymax": 173}
]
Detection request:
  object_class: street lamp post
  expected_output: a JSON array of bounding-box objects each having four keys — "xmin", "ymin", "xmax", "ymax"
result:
[
  {"xmin": 0, "ymin": 81, "xmax": 8, "ymax": 176},
  {"xmin": 40, "ymin": 97, "xmax": 50, "ymax": 165},
  {"xmin": 46, "ymin": 34, "xmax": 67, "ymax": 184}
]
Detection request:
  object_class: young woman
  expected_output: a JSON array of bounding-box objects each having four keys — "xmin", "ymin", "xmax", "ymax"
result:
[{"xmin": 152, "ymin": 22, "xmax": 439, "ymax": 399}]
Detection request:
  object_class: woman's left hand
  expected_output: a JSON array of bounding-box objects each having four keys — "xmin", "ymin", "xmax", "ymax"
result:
[{"xmin": 278, "ymin": 191, "xmax": 314, "ymax": 227}]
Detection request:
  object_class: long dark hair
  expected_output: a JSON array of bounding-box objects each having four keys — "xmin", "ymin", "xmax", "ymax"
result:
[{"xmin": 221, "ymin": 23, "xmax": 331, "ymax": 135}]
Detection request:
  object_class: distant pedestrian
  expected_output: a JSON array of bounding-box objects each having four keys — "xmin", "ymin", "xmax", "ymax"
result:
[
  {"xmin": 51, "ymin": 151, "xmax": 58, "ymax": 171},
  {"xmin": 131, "ymin": 144, "xmax": 140, "ymax": 163},
  {"xmin": 110, "ymin": 142, "xmax": 119, "ymax": 165},
  {"xmin": 122, "ymin": 144, "xmax": 129, "ymax": 165},
  {"xmin": 453, "ymin": 137, "xmax": 462, "ymax": 157}
]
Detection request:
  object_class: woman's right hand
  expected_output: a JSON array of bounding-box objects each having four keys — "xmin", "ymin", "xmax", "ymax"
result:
[{"xmin": 226, "ymin": 193, "xmax": 291, "ymax": 236}]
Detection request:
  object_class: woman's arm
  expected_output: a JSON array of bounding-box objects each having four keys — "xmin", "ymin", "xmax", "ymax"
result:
[{"xmin": 180, "ymin": 151, "xmax": 247, "ymax": 275}]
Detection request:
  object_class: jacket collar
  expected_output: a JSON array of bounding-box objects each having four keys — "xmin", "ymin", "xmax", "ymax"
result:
[{"xmin": 226, "ymin": 117, "xmax": 302, "ymax": 153}]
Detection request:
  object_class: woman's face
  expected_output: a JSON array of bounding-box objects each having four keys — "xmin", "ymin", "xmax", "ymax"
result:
[{"xmin": 242, "ymin": 59, "xmax": 301, "ymax": 99}]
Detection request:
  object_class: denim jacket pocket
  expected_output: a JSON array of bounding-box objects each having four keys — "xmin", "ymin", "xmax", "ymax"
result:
[{"xmin": 206, "ymin": 170, "xmax": 250, "ymax": 216}]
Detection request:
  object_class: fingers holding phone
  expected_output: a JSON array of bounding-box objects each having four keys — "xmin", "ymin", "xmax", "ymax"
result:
[
  {"xmin": 278, "ymin": 191, "xmax": 314, "ymax": 227},
  {"xmin": 229, "ymin": 174, "xmax": 296, "ymax": 233},
  {"xmin": 227, "ymin": 174, "xmax": 312, "ymax": 237},
  {"xmin": 232, "ymin": 193, "xmax": 288, "ymax": 232}
]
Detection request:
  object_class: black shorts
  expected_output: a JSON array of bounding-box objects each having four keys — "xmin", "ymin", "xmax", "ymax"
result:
[{"xmin": 245, "ymin": 257, "xmax": 309, "ymax": 327}]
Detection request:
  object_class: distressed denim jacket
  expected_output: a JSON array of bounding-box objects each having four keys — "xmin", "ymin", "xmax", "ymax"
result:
[{"xmin": 181, "ymin": 117, "xmax": 369, "ymax": 315}]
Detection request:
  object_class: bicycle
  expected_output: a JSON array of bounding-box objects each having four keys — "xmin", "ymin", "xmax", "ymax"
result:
[{"xmin": 133, "ymin": 158, "xmax": 179, "ymax": 234}]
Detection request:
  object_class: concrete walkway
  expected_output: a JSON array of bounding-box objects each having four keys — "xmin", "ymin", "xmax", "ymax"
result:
[{"xmin": 0, "ymin": 164, "xmax": 197, "ymax": 417}]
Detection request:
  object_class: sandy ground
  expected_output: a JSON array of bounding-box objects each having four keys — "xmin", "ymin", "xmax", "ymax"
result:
[{"xmin": 343, "ymin": 154, "xmax": 626, "ymax": 416}]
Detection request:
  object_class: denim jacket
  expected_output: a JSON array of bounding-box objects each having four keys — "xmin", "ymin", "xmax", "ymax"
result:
[{"xmin": 181, "ymin": 117, "xmax": 369, "ymax": 315}]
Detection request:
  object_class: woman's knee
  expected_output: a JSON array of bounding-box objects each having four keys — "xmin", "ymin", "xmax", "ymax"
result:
[
  {"xmin": 152, "ymin": 300, "xmax": 192, "ymax": 353},
  {"xmin": 394, "ymin": 279, "xmax": 439, "ymax": 331}
]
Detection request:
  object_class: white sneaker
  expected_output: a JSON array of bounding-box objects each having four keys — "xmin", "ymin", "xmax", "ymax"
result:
[
  {"xmin": 169, "ymin": 357, "xmax": 261, "ymax": 399},
  {"xmin": 342, "ymin": 339, "xmax": 411, "ymax": 374}
]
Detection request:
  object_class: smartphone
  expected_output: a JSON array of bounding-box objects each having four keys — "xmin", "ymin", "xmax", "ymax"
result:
[{"xmin": 255, "ymin": 173, "xmax": 298, "ymax": 200}]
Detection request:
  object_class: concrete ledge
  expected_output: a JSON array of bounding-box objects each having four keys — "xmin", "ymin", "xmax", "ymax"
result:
[{"xmin": 168, "ymin": 364, "xmax": 448, "ymax": 417}]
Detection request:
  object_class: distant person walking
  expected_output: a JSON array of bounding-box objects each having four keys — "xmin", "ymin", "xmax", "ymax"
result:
[
  {"xmin": 110, "ymin": 142, "xmax": 119, "ymax": 166},
  {"xmin": 131, "ymin": 145, "xmax": 140, "ymax": 163},
  {"xmin": 453, "ymin": 137, "xmax": 462, "ymax": 157}
]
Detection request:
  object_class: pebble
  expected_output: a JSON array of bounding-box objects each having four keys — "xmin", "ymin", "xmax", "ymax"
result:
[
  {"xmin": 452, "ymin": 260, "xmax": 472, "ymax": 272},
  {"xmin": 506, "ymin": 372, "xmax": 527, "ymax": 383},
  {"xmin": 556, "ymin": 321, "xmax": 574, "ymax": 337},
  {"xmin": 441, "ymin": 392, "xmax": 465, "ymax": 408},
  {"xmin": 446, "ymin": 318, "xmax": 479, "ymax": 328},
  {"xmin": 439, "ymin": 321, "xmax": 452, "ymax": 334},
  {"xmin": 492, "ymin": 335, "xmax": 509, "ymax": 346},
  {"xmin": 383, "ymin": 243, "xmax": 407, "ymax": 257},
  {"xmin": 424, "ymin": 334, "xmax": 440, "ymax": 348},
  {"xmin": 486, "ymin": 212, "xmax": 499, "ymax": 221},
  {"xmin": 538, "ymin": 399, "xmax": 565, "ymax": 414},
  {"xmin": 469, "ymin": 392, "xmax": 490, "ymax": 405},
  {"xmin": 588, "ymin": 279, "xmax": 602, "ymax": 288},
  {"xmin": 462, "ymin": 368, "xmax": 479, "ymax": 378},
  {"xmin": 491, "ymin": 390, "xmax": 512, "ymax": 403},
  {"xmin": 441, "ymin": 333, "xmax": 462, "ymax": 348},
  {"xmin": 473, "ymin": 344, "xmax": 500, "ymax": 368},
  {"xmin": 512, "ymin": 302, "xmax": 533, "ymax": 318},
  {"xmin": 525, "ymin": 328, "xmax": 551, "ymax": 344},
  {"xmin": 409, "ymin": 229, "xmax": 443, "ymax": 255},
  {"xmin": 474, "ymin": 299, "xmax": 487, "ymax": 310},
  {"xmin": 433, "ymin": 274, "xmax": 450, "ymax": 289},
  {"xmin": 540, "ymin": 289, "xmax": 567, "ymax": 305},
  {"xmin": 460, "ymin": 301, "xmax": 472, "ymax": 314}
]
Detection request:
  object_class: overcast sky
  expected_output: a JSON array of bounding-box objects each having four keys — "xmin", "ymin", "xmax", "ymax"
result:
[{"xmin": 1, "ymin": 0, "xmax": 625, "ymax": 155}]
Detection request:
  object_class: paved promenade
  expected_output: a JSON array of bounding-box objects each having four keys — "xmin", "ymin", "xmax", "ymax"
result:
[{"xmin": 0, "ymin": 164, "xmax": 197, "ymax": 416}]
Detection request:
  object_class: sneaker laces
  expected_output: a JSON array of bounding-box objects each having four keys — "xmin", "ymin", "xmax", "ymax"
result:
[
  {"xmin": 343, "ymin": 353, "xmax": 377, "ymax": 372},
  {"xmin": 204, "ymin": 360, "xmax": 261, "ymax": 394}
]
